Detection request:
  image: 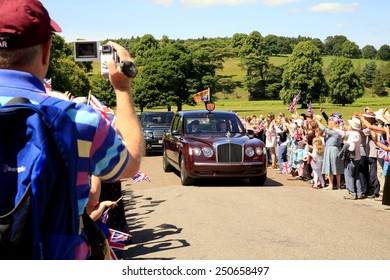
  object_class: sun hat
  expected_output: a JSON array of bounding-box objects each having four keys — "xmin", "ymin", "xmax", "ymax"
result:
[
  {"xmin": 348, "ymin": 118, "xmax": 361, "ymax": 130},
  {"xmin": 374, "ymin": 108, "xmax": 390, "ymax": 124},
  {"xmin": 295, "ymin": 118, "xmax": 303, "ymax": 127},
  {"xmin": 0, "ymin": 0, "xmax": 62, "ymax": 49},
  {"xmin": 363, "ymin": 111, "xmax": 376, "ymax": 119}
]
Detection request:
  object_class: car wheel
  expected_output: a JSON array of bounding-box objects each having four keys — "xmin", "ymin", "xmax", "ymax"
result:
[
  {"xmin": 180, "ymin": 156, "xmax": 194, "ymax": 186},
  {"xmin": 249, "ymin": 173, "xmax": 267, "ymax": 186},
  {"xmin": 163, "ymin": 150, "xmax": 174, "ymax": 172}
]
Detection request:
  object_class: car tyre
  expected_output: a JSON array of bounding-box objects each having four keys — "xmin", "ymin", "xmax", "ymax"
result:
[
  {"xmin": 163, "ymin": 150, "xmax": 174, "ymax": 172},
  {"xmin": 180, "ymin": 156, "xmax": 194, "ymax": 186},
  {"xmin": 249, "ymin": 173, "xmax": 267, "ymax": 186}
]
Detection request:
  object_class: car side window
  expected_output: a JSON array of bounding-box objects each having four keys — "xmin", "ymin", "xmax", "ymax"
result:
[
  {"xmin": 177, "ymin": 117, "xmax": 183, "ymax": 133},
  {"xmin": 171, "ymin": 115, "xmax": 181, "ymax": 132}
]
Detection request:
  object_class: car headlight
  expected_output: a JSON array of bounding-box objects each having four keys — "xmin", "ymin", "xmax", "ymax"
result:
[
  {"xmin": 190, "ymin": 147, "xmax": 202, "ymax": 156},
  {"xmin": 245, "ymin": 147, "xmax": 255, "ymax": 157},
  {"xmin": 256, "ymin": 147, "xmax": 263, "ymax": 155},
  {"xmin": 202, "ymin": 147, "xmax": 213, "ymax": 158},
  {"xmin": 144, "ymin": 131, "xmax": 153, "ymax": 138}
]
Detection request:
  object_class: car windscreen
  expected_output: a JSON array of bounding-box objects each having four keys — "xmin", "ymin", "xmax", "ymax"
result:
[
  {"xmin": 141, "ymin": 113, "xmax": 173, "ymax": 127},
  {"xmin": 184, "ymin": 113, "xmax": 245, "ymax": 134}
]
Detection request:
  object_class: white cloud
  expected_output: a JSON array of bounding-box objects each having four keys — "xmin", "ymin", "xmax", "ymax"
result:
[
  {"xmin": 336, "ymin": 23, "xmax": 350, "ymax": 29},
  {"xmin": 262, "ymin": 0, "xmax": 305, "ymax": 6},
  {"xmin": 308, "ymin": 2, "xmax": 359, "ymax": 13},
  {"xmin": 150, "ymin": 0, "xmax": 174, "ymax": 6},
  {"xmin": 179, "ymin": 0, "xmax": 257, "ymax": 8}
]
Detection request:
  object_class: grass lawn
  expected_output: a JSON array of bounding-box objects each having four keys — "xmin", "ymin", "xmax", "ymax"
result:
[{"xmin": 210, "ymin": 56, "xmax": 390, "ymax": 119}]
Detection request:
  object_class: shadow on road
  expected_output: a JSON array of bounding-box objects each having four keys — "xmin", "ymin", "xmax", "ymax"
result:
[
  {"xmin": 121, "ymin": 187, "xmax": 190, "ymax": 260},
  {"xmin": 171, "ymin": 170, "xmax": 283, "ymax": 187}
]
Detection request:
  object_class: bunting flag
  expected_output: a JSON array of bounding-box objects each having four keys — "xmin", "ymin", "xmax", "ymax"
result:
[
  {"xmin": 307, "ymin": 101, "xmax": 313, "ymax": 117},
  {"xmin": 132, "ymin": 171, "xmax": 151, "ymax": 183},
  {"xmin": 193, "ymin": 88, "xmax": 210, "ymax": 103},
  {"xmin": 44, "ymin": 78, "xmax": 52, "ymax": 91},
  {"xmin": 288, "ymin": 93, "xmax": 300, "ymax": 113},
  {"xmin": 87, "ymin": 93, "xmax": 115, "ymax": 123},
  {"xmin": 280, "ymin": 162, "xmax": 292, "ymax": 175}
]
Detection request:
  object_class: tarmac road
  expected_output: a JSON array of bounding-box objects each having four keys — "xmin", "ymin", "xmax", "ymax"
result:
[{"xmin": 122, "ymin": 155, "xmax": 390, "ymax": 260}]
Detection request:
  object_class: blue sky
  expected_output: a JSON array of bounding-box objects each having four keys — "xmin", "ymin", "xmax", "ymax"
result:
[{"xmin": 41, "ymin": 0, "xmax": 389, "ymax": 49}]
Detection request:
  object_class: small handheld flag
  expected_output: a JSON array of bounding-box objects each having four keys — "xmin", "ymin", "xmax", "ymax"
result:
[
  {"xmin": 288, "ymin": 93, "xmax": 300, "ymax": 113},
  {"xmin": 44, "ymin": 78, "xmax": 52, "ymax": 91},
  {"xmin": 132, "ymin": 171, "xmax": 151, "ymax": 183},
  {"xmin": 87, "ymin": 92, "xmax": 115, "ymax": 123}
]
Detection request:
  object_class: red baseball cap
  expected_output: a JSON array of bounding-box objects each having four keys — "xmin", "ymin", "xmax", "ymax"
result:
[{"xmin": 0, "ymin": 0, "xmax": 62, "ymax": 49}]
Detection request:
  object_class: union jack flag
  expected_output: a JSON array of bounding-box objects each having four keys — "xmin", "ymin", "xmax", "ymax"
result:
[
  {"xmin": 107, "ymin": 229, "xmax": 132, "ymax": 260},
  {"xmin": 44, "ymin": 78, "xmax": 52, "ymax": 91},
  {"xmin": 378, "ymin": 149, "xmax": 390, "ymax": 162},
  {"xmin": 101, "ymin": 211, "xmax": 109, "ymax": 224},
  {"xmin": 294, "ymin": 129, "xmax": 302, "ymax": 140},
  {"xmin": 280, "ymin": 162, "xmax": 292, "ymax": 174},
  {"xmin": 307, "ymin": 101, "xmax": 313, "ymax": 117},
  {"xmin": 132, "ymin": 171, "xmax": 151, "ymax": 183},
  {"xmin": 288, "ymin": 93, "xmax": 300, "ymax": 113},
  {"xmin": 100, "ymin": 208, "xmax": 131, "ymax": 260},
  {"xmin": 87, "ymin": 93, "xmax": 115, "ymax": 123},
  {"xmin": 296, "ymin": 163, "xmax": 304, "ymax": 176}
]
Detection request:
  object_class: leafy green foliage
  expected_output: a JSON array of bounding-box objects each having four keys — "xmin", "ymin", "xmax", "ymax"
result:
[
  {"xmin": 280, "ymin": 41, "xmax": 328, "ymax": 106},
  {"xmin": 377, "ymin": 44, "xmax": 390, "ymax": 61},
  {"xmin": 327, "ymin": 57, "xmax": 364, "ymax": 105},
  {"xmin": 46, "ymin": 33, "xmax": 389, "ymax": 111}
]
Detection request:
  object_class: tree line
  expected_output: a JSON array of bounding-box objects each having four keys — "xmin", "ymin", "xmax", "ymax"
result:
[{"xmin": 47, "ymin": 31, "xmax": 390, "ymax": 111}]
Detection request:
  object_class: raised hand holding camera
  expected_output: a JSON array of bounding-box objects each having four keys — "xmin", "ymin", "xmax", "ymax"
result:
[
  {"xmin": 100, "ymin": 45, "xmax": 118, "ymax": 79},
  {"xmin": 74, "ymin": 41, "xmax": 137, "ymax": 80},
  {"xmin": 101, "ymin": 44, "xmax": 137, "ymax": 80}
]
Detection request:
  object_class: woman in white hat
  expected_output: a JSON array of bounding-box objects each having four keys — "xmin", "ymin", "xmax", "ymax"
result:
[{"xmin": 339, "ymin": 118, "xmax": 363, "ymax": 199}]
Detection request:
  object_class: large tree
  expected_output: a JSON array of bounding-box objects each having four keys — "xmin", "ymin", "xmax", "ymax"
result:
[
  {"xmin": 377, "ymin": 44, "xmax": 390, "ymax": 61},
  {"xmin": 361, "ymin": 45, "xmax": 377, "ymax": 59},
  {"xmin": 327, "ymin": 57, "xmax": 364, "ymax": 105},
  {"xmin": 133, "ymin": 41, "xmax": 219, "ymax": 111},
  {"xmin": 361, "ymin": 62, "xmax": 377, "ymax": 88},
  {"xmin": 324, "ymin": 35, "xmax": 348, "ymax": 56},
  {"xmin": 280, "ymin": 41, "xmax": 328, "ymax": 107},
  {"xmin": 341, "ymin": 41, "xmax": 361, "ymax": 58}
]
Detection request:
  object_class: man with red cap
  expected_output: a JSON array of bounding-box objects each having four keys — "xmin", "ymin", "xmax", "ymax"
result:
[{"xmin": 0, "ymin": 0, "xmax": 143, "ymax": 259}]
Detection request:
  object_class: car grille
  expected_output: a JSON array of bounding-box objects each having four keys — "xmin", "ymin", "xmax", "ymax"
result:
[
  {"xmin": 153, "ymin": 130, "xmax": 165, "ymax": 139},
  {"xmin": 217, "ymin": 143, "xmax": 243, "ymax": 163}
]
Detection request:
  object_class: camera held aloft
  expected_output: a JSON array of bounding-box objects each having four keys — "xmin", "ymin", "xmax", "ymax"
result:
[{"xmin": 73, "ymin": 41, "xmax": 137, "ymax": 79}]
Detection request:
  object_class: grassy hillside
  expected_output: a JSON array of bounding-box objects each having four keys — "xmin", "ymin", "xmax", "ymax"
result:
[
  {"xmin": 209, "ymin": 56, "xmax": 390, "ymax": 119},
  {"xmin": 95, "ymin": 54, "xmax": 389, "ymax": 120}
]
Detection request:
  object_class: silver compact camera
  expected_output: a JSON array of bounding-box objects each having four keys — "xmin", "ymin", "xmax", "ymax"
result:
[{"xmin": 100, "ymin": 45, "xmax": 118, "ymax": 79}]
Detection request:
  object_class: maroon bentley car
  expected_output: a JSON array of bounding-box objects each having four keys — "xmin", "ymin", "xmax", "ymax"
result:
[{"xmin": 162, "ymin": 108, "xmax": 268, "ymax": 186}]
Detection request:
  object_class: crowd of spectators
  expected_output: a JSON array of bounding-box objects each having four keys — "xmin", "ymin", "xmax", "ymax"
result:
[{"xmin": 240, "ymin": 106, "xmax": 390, "ymax": 207}]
